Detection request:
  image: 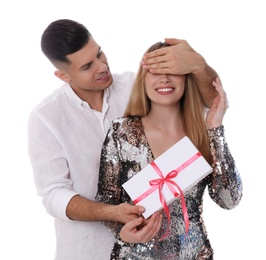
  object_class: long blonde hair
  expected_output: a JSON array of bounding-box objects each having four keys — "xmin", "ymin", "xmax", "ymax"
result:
[{"xmin": 124, "ymin": 42, "xmax": 212, "ymax": 164}]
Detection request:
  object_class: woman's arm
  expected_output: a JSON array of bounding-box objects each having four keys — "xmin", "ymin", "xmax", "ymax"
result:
[
  {"xmin": 207, "ymin": 125, "xmax": 243, "ymax": 209},
  {"xmin": 206, "ymin": 78, "xmax": 243, "ymax": 208}
]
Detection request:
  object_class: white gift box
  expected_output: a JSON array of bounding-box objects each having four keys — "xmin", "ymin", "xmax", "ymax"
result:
[{"xmin": 122, "ymin": 136, "xmax": 213, "ymax": 219}]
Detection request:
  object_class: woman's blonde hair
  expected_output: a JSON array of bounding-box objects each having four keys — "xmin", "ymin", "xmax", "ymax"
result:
[{"xmin": 124, "ymin": 42, "xmax": 212, "ymax": 163}]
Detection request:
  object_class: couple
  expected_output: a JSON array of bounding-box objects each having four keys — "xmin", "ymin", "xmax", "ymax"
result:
[{"xmin": 28, "ymin": 19, "xmax": 242, "ymax": 260}]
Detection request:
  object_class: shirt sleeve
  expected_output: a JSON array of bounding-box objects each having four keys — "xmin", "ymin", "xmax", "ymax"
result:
[
  {"xmin": 28, "ymin": 110, "xmax": 79, "ymax": 220},
  {"xmin": 207, "ymin": 125, "xmax": 243, "ymax": 209}
]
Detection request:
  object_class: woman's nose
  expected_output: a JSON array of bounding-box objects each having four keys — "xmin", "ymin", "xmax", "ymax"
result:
[{"xmin": 159, "ymin": 75, "xmax": 170, "ymax": 83}]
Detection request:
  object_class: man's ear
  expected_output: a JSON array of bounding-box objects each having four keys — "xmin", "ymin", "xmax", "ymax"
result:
[{"xmin": 54, "ymin": 70, "xmax": 71, "ymax": 82}]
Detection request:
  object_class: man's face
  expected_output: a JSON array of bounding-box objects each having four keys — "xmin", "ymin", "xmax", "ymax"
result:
[{"xmin": 56, "ymin": 37, "xmax": 113, "ymax": 95}]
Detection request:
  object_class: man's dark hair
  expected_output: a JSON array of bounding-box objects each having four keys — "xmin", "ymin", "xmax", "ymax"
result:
[{"xmin": 41, "ymin": 19, "xmax": 91, "ymax": 64}]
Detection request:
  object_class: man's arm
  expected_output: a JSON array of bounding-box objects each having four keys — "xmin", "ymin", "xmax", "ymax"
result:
[
  {"xmin": 190, "ymin": 58, "xmax": 218, "ymax": 108},
  {"xmin": 66, "ymin": 195, "xmax": 162, "ymax": 243},
  {"xmin": 141, "ymin": 38, "xmax": 218, "ymax": 108},
  {"xmin": 66, "ymin": 195, "xmax": 144, "ymax": 223}
]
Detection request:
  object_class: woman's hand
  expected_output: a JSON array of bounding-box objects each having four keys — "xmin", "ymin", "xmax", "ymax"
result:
[
  {"xmin": 206, "ymin": 77, "xmax": 229, "ymax": 129},
  {"xmin": 119, "ymin": 211, "xmax": 162, "ymax": 243}
]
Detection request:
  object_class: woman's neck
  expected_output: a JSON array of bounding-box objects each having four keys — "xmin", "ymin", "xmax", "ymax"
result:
[{"xmin": 142, "ymin": 106, "xmax": 185, "ymax": 158}]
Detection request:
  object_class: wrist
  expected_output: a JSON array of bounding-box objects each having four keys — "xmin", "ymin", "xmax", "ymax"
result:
[
  {"xmin": 207, "ymin": 122, "xmax": 222, "ymax": 130},
  {"xmin": 102, "ymin": 204, "xmax": 121, "ymax": 222},
  {"xmin": 190, "ymin": 53, "xmax": 207, "ymax": 75},
  {"xmin": 117, "ymin": 233, "xmax": 133, "ymax": 247},
  {"xmin": 207, "ymin": 125, "xmax": 224, "ymax": 137}
]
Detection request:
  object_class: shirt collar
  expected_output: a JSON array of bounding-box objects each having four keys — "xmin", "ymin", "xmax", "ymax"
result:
[{"xmin": 63, "ymin": 82, "xmax": 110, "ymax": 110}]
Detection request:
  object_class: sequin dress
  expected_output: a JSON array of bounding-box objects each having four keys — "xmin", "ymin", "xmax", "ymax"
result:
[{"xmin": 95, "ymin": 116, "xmax": 243, "ymax": 260}]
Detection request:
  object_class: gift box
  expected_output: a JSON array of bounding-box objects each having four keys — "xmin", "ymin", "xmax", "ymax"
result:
[{"xmin": 122, "ymin": 136, "xmax": 213, "ymax": 219}]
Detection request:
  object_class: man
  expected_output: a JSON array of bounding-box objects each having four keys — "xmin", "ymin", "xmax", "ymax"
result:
[{"xmin": 28, "ymin": 19, "xmax": 218, "ymax": 260}]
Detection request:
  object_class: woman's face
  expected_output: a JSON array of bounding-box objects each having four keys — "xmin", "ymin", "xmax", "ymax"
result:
[{"xmin": 144, "ymin": 72, "xmax": 186, "ymax": 107}]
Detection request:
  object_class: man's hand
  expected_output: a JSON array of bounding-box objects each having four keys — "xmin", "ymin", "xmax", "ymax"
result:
[
  {"xmin": 141, "ymin": 38, "xmax": 204, "ymax": 75},
  {"xmin": 119, "ymin": 212, "xmax": 162, "ymax": 243},
  {"xmin": 115, "ymin": 203, "xmax": 145, "ymax": 224}
]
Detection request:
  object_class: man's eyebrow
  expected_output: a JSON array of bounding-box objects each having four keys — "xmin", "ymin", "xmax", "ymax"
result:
[
  {"xmin": 79, "ymin": 47, "xmax": 102, "ymax": 71},
  {"xmin": 97, "ymin": 46, "xmax": 102, "ymax": 57},
  {"xmin": 79, "ymin": 61, "xmax": 92, "ymax": 71}
]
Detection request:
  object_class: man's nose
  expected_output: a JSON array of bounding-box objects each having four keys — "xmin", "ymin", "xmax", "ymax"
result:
[{"xmin": 96, "ymin": 59, "xmax": 107, "ymax": 71}]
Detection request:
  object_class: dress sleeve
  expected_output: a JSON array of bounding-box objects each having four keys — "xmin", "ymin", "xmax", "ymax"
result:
[
  {"xmin": 95, "ymin": 122, "xmax": 124, "ymax": 239},
  {"xmin": 207, "ymin": 125, "xmax": 243, "ymax": 209}
]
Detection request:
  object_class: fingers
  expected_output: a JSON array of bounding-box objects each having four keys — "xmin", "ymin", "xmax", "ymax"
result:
[
  {"xmin": 164, "ymin": 38, "xmax": 183, "ymax": 45},
  {"xmin": 142, "ymin": 48, "xmax": 167, "ymax": 63},
  {"xmin": 135, "ymin": 212, "xmax": 162, "ymax": 243},
  {"xmin": 206, "ymin": 76, "xmax": 229, "ymax": 128},
  {"xmin": 136, "ymin": 205, "xmax": 145, "ymax": 215},
  {"xmin": 212, "ymin": 78, "xmax": 225, "ymax": 101},
  {"xmin": 141, "ymin": 39, "xmax": 195, "ymax": 75},
  {"xmin": 215, "ymin": 76, "xmax": 222, "ymax": 86},
  {"xmin": 119, "ymin": 217, "xmax": 143, "ymax": 243},
  {"xmin": 149, "ymin": 212, "xmax": 163, "ymax": 239},
  {"xmin": 117, "ymin": 203, "xmax": 145, "ymax": 224},
  {"xmin": 124, "ymin": 217, "xmax": 144, "ymax": 231},
  {"xmin": 119, "ymin": 212, "xmax": 162, "ymax": 244},
  {"xmin": 212, "ymin": 77, "xmax": 222, "ymax": 87},
  {"xmin": 212, "ymin": 77, "xmax": 228, "ymax": 108}
]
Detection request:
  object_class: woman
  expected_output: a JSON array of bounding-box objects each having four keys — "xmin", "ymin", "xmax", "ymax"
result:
[{"xmin": 95, "ymin": 42, "xmax": 243, "ymax": 259}]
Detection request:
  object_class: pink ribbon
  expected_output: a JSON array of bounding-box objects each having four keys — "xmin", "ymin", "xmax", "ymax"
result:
[{"xmin": 134, "ymin": 152, "xmax": 202, "ymax": 239}]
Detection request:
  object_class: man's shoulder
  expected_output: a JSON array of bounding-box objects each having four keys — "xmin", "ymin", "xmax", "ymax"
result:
[
  {"xmin": 30, "ymin": 83, "xmax": 68, "ymax": 115},
  {"xmin": 112, "ymin": 71, "xmax": 136, "ymax": 84},
  {"xmin": 108, "ymin": 71, "xmax": 135, "ymax": 100}
]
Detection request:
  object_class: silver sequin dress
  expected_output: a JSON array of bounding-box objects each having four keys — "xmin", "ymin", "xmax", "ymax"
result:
[{"xmin": 95, "ymin": 116, "xmax": 243, "ymax": 260}]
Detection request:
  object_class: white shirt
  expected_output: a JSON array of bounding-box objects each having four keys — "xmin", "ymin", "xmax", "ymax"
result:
[{"xmin": 28, "ymin": 71, "xmax": 135, "ymax": 260}]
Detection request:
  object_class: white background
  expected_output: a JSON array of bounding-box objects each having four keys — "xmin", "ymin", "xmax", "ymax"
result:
[{"xmin": 1, "ymin": 0, "xmax": 265, "ymax": 259}]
